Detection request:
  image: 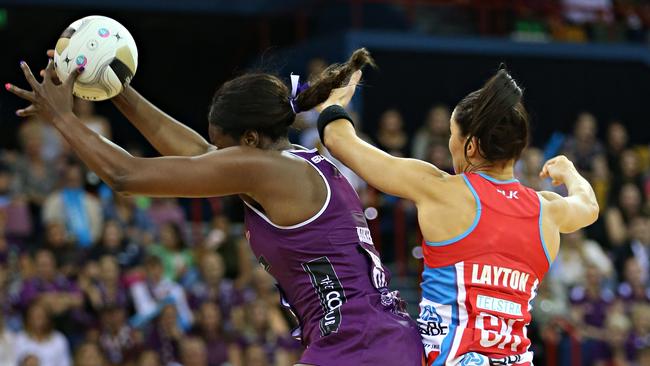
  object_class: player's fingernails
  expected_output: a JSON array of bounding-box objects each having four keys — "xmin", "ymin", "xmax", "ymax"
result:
[
  {"xmin": 19, "ymin": 60, "xmax": 25, "ymax": 66},
  {"xmin": 78, "ymin": 67, "xmax": 85, "ymax": 73},
  {"xmin": 4, "ymin": 83, "xmax": 11, "ymax": 91},
  {"xmin": 16, "ymin": 110, "xmax": 22, "ymax": 116}
]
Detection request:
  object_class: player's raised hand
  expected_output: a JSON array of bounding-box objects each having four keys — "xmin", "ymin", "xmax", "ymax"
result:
[
  {"xmin": 12, "ymin": 50, "xmax": 62, "ymax": 117},
  {"xmin": 5, "ymin": 59, "xmax": 82, "ymax": 122},
  {"xmin": 539, "ymin": 155, "xmax": 577, "ymax": 186},
  {"xmin": 315, "ymin": 70, "xmax": 362, "ymax": 112},
  {"xmin": 38, "ymin": 49, "xmax": 62, "ymax": 84}
]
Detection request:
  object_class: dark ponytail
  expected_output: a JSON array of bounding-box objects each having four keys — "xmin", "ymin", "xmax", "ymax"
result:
[
  {"xmin": 208, "ymin": 48, "xmax": 375, "ymax": 141},
  {"xmin": 454, "ymin": 67, "xmax": 529, "ymax": 168},
  {"xmin": 294, "ymin": 48, "xmax": 376, "ymax": 112}
]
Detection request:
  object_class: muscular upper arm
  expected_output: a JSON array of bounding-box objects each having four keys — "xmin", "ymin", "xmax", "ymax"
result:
[
  {"xmin": 114, "ymin": 146, "xmax": 283, "ymax": 198},
  {"xmin": 324, "ymin": 120, "xmax": 448, "ymax": 202},
  {"xmin": 539, "ymin": 190, "xmax": 598, "ymax": 233}
]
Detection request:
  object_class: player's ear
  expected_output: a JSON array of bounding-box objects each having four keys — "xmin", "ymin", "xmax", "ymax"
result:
[
  {"xmin": 241, "ymin": 130, "xmax": 260, "ymax": 147},
  {"xmin": 465, "ymin": 136, "xmax": 479, "ymax": 159}
]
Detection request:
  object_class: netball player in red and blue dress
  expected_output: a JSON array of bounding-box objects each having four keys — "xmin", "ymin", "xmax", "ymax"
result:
[
  {"xmin": 7, "ymin": 50, "xmax": 424, "ymax": 365},
  {"xmin": 320, "ymin": 68, "xmax": 599, "ymax": 365}
]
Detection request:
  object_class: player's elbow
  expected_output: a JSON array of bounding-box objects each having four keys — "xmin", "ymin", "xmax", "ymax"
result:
[
  {"xmin": 107, "ymin": 172, "xmax": 132, "ymax": 196},
  {"xmin": 586, "ymin": 200, "xmax": 600, "ymax": 225}
]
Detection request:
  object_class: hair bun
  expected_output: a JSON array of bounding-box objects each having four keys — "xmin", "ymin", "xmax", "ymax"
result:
[{"xmin": 494, "ymin": 69, "xmax": 523, "ymax": 108}]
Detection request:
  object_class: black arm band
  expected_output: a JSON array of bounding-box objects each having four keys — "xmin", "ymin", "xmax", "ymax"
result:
[{"xmin": 317, "ymin": 105, "xmax": 354, "ymax": 144}]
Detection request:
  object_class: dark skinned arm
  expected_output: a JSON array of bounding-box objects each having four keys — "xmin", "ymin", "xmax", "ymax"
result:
[
  {"xmin": 112, "ymin": 85, "xmax": 216, "ymax": 156},
  {"xmin": 6, "ymin": 61, "xmax": 278, "ymax": 199},
  {"xmin": 28, "ymin": 50, "xmax": 215, "ymax": 157}
]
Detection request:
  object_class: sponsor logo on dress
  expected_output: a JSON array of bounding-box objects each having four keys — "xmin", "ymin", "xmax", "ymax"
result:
[
  {"xmin": 418, "ymin": 303, "xmax": 450, "ymax": 337},
  {"xmin": 476, "ymin": 295, "xmax": 522, "ymax": 317},
  {"xmin": 356, "ymin": 227, "xmax": 373, "ymax": 245},
  {"xmin": 496, "ymin": 189, "xmax": 519, "ymax": 200},
  {"xmin": 302, "ymin": 257, "xmax": 347, "ymax": 336}
]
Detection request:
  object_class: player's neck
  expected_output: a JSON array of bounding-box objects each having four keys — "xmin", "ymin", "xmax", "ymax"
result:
[{"xmin": 471, "ymin": 161, "xmax": 515, "ymax": 181}]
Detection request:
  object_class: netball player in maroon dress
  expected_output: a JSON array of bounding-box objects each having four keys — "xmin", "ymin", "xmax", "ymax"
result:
[{"xmin": 6, "ymin": 49, "xmax": 424, "ymax": 365}]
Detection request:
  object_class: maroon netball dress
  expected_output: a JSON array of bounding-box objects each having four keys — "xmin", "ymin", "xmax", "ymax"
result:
[{"xmin": 243, "ymin": 147, "xmax": 423, "ymax": 366}]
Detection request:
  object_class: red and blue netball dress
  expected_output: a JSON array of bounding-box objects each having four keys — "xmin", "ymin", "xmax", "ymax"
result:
[
  {"xmin": 419, "ymin": 172, "xmax": 552, "ymax": 366},
  {"xmin": 244, "ymin": 147, "xmax": 423, "ymax": 366}
]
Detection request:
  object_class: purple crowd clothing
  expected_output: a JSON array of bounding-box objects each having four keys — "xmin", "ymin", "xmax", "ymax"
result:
[
  {"xmin": 243, "ymin": 147, "xmax": 423, "ymax": 366},
  {"xmin": 18, "ymin": 276, "xmax": 81, "ymax": 309}
]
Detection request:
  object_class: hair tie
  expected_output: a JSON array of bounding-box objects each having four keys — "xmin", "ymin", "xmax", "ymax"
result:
[{"xmin": 289, "ymin": 73, "xmax": 310, "ymax": 114}]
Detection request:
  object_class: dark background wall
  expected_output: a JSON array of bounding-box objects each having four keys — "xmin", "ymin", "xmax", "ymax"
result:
[{"xmin": 0, "ymin": 4, "xmax": 648, "ymax": 153}]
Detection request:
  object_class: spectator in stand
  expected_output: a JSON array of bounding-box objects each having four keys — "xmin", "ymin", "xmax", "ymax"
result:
[
  {"xmin": 628, "ymin": 304, "xmax": 650, "ymax": 361},
  {"xmin": 138, "ymin": 349, "xmax": 162, "ymax": 366},
  {"xmin": 98, "ymin": 305, "xmax": 142, "ymax": 365},
  {"xmin": 590, "ymin": 154, "xmax": 611, "ymax": 211},
  {"xmin": 102, "ymin": 193, "xmax": 155, "ymax": 245},
  {"xmin": 148, "ymin": 222, "xmax": 194, "ymax": 282},
  {"xmin": 146, "ymin": 304, "xmax": 184, "ymax": 365},
  {"xmin": 186, "ymin": 252, "xmax": 240, "ymax": 315},
  {"xmin": 617, "ymin": 258, "xmax": 650, "ymax": 305},
  {"xmin": 562, "ymin": 0, "xmax": 614, "ymax": 25},
  {"xmin": 549, "ymin": 229, "xmax": 613, "ymax": 288},
  {"xmin": 179, "ymin": 336, "xmax": 209, "ymax": 366},
  {"xmin": 15, "ymin": 302, "xmax": 72, "ymax": 366},
  {"xmin": 609, "ymin": 149, "xmax": 645, "ymax": 205},
  {"xmin": 426, "ymin": 143, "xmax": 453, "ymax": 174},
  {"xmin": 130, "ymin": 256, "xmax": 193, "ymax": 331},
  {"xmin": 411, "ymin": 104, "xmax": 450, "ymax": 160},
  {"xmin": 147, "ymin": 199, "xmax": 186, "ymax": 229},
  {"xmin": 375, "ymin": 109, "xmax": 409, "ymax": 157},
  {"xmin": 230, "ymin": 299, "xmax": 298, "ymax": 366},
  {"xmin": 74, "ymin": 99, "xmax": 112, "ymax": 139},
  {"xmin": 0, "ymin": 161, "xmax": 32, "ymax": 242},
  {"xmin": 606, "ymin": 121, "xmax": 629, "ymax": 176},
  {"xmin": 515, "ymin": 147, "xmax": 551, "ymax": 191},
  {"xmin": 43, "ymin": 221, "xmax": 82, "ymax": 278},
  {"xmin": 42, "ymin": 161, "xmax": 103, "ymax": 249},
  {"xmin": 78, "ymin": 256, "xmax": 130, "ymax": 318},
  {"xmin": 562, "ymin": 112, "xmax": 604, "ymax": 173},
  {"xmin": 0, "ymin": 311, "xmax": 17, "ymax": 365},
  {"xmin": 613, "ymin": 216, "xmax": 650, "ymax": 282},
  {"xmin": 244, "ymin": 343, "xmax": 270, "ymax": 366},
  {"xmin": 190, "ymin": 301, "xmax": 233, "ymax": 366},
  {"xmin": 90, "ymin": 219, "xmax": 144, "ymax": 270},
  {"xmin": 12, "ymin": 121, "xmax": 58, "ymax": 238},
  {"xmin": 597, "ymin": 304, "xmax": 632, "ymax": 366},
  {"xmin": 73, "ymin": 341, "xmax": 108, "ymax": 366},
  {"xmin": 606, "ymin": 183, "xmax": 644, "ymax": 247},
  {"xmin": 19, "ymin": 249, "xmax": 83, "ymax": 315},
  {"xmin": 570, "ymin": 264, "xmax": 615, "ymax": 365}
]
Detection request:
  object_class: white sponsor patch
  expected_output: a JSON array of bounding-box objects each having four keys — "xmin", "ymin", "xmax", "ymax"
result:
[
  {"xmin": 356, "ymin": 227, "xmax": 374, "ymax": 245},
  {"xmin": 476, "ymin": 294, "xmax": 522, "ymax": 317}
]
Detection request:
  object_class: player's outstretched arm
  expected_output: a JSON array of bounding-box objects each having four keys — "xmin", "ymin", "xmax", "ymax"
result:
[
  {"xmin": 317, "ymin": 70, "xmax": 447, "ymax": 202},
  {"xmin": 323, "ymin": 120, "xmax": 446, "ymax": 202},
  {"xmin": 112, "ymin": 85, "xmax": 216, "ymax": 156},
  {"xmin": 6, "ymin": 61, "xmax": 273, "ymax": 199},
  {"xmin": 539, "ymin": 155, "xmax": 599, "ymax": 233},
  {"xmin": 33, "ymin": 49, "xmax": 215, "ymax": 157}
]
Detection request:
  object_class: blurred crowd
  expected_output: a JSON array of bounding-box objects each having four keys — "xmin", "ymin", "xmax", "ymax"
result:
[
  {"xmin": 0, "ymin": 90, "xmax": 649, "ymax": 366},
  {"xmin": 0, "ymin": 100, "xmax": 304, "ymax": 366},
  {"xmin": 409, "ymin": 0, "xmax": 650, "ymax": 44}
]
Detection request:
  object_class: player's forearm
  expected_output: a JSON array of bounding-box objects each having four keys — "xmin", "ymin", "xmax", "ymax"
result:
[
  {"xmin": 113, "ymin": 86, "xmax": 214, "ymax": 156},
  {"xmin": 52, "ymin": 112, "xmax": 137, "ymax": 191}
]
